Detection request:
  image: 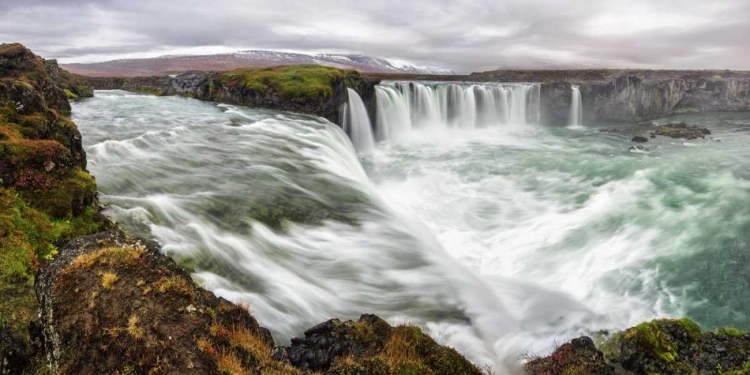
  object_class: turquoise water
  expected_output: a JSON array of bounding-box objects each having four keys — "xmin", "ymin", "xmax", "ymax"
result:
[{"xmin": 72, "ymin": 91, "xmax": 750, "ymax": 372}]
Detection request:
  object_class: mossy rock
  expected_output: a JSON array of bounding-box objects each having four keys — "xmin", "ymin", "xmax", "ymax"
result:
[
  {"xmin": 35, "ymin": 229, "xmax": 303, "ymax": 375},
  {"xmin": 602, "ymin": 318, "xmax": 750, "ymax": 374}
]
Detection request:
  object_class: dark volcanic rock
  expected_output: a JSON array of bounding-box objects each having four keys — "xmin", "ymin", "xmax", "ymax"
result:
[
  {"xmin": 0, "ymin": 324, "xmax": 31, "ymax": 375},
  {"xmin": 524, "ymin": 336, "xmax": 615, "ymax": 374},
  {"xmin": 631, "ymin": 136, "xmax": 649, "ymax": 143},
  {"xmin": 279, "ymin": 314, "xmax": 482, "ymax": 375}
]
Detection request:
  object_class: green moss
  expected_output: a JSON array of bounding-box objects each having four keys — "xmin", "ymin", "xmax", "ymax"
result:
[
  {"xmin": 219, "ymin": 65, "xmax": 360, "ymax": 104},
  {"xmin": 717, "ymin": 327, "xmax": 744, "ymax": 337},
  {"xmin": 64, "ymin": 89, "xmax": 78, "ymax": 99},
  {"xmin": 21, "ymin": 168, "xmax": 97, "ymax": 218}
]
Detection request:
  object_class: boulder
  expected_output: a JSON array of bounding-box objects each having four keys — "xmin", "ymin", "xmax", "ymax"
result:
[
  {"xmin": 602, "ymin": 319, "xmax": 750, "ymax": 374},
  {"xmin": 524, "ymin": 336, "xmax": 614, "ymax": 374},
  {"xmin": 631, "ymin": 136, "xmax": 649, "ymax": 143},
  {"xmin": 654, "ymin": 122, "xmax": 711, "ymax": 140},
  {"xmin": 278, "ymin": 314, "xmax": 482, "ymax": 375}
]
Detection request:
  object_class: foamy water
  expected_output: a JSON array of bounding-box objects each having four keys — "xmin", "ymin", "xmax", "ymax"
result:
[{"xmin": 74, "ymin": 90, "xmax": 750, "ymax": 373}]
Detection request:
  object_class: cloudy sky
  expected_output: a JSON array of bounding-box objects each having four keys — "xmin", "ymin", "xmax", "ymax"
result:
[{"xmin": 0, "ymin": 0, "xmax": 748, "ymax": 73}]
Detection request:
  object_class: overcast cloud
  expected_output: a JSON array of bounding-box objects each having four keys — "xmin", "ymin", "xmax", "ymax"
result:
[{"xmin": 0, "ymin": 0, "xmax": 748, "ymax": 73}]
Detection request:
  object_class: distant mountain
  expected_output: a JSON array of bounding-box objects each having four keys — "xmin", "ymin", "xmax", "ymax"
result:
[{"xmin": 61, "ymin": 50, "xmax": 454, "ymax": 77}]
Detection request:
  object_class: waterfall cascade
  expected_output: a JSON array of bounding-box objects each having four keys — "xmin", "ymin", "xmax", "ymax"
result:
[
  {"xmin": 568, "ymin": 85, "xmax": 583, "ymax": 128},
  {"xmin": 373, "ymin": 82, "xmax": 541, "ymax": 141},
  {"xmin": 341, "ymin": 88, "xmax": 375, "ymax": 154}
]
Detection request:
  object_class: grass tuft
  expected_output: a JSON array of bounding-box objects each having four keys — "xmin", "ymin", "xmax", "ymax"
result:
[
  {"xmin": 127, "ymin": 314, "xmax": 144, "ymax": 340},
  {"xmin": 101, "ymin": 272, "xmax": 118, "ymax": 289}
]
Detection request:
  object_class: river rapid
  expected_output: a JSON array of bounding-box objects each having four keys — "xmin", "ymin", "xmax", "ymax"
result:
[{"xmin": 73, "ymin": 89, "xmax": 750, "ymax": 373}]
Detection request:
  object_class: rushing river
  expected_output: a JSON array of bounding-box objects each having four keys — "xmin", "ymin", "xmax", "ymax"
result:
[{"xmin": 73, "ymin": 90, "xmax": 750, "ymax": 373}]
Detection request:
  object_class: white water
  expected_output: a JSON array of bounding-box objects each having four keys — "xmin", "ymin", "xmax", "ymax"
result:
[
  {"xmin": 341, "ymin": 88, "xmax": 375, "ymax": 154},
  {"xmin": 74, "ymin": 91, "xmax": 750, "ymax": 374},
  {"xmin": 374, "ymin": 82, "xmax": 540, "ymax": 141},
  {"xmin": 568, "ymin": 85, "xmax": 583, "ymax": 128}
]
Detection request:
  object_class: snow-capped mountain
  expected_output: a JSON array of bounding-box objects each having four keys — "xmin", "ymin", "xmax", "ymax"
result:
[{"xmin": 62, "ymin": 50, "xmax": 454, "ymax": 77}]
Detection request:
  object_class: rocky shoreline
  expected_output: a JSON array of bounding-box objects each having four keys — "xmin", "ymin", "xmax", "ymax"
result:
[{"xmin": 3, "ymin": 43, "xmax": 750, "ymax": 374}]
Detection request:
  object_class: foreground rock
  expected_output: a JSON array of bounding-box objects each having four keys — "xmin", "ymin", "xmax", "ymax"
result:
[
  {"xmin": 278, "ymin": 314, "xmax": 482, "ymax": 375},
  {"xmin": 35, "ymin": 229, "xmax": 300, "ymax": 374},
  {"xmin": 526, "ymin": 319, "xmax": 750, "ymax": 374},
  {"xmin": 524, "ymin": 336, "xmax": 614, "ymax": 374}
]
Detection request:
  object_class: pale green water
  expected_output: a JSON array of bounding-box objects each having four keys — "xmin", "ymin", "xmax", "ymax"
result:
[{"xmin": 72, "ymin": 91, "xmax": 750, "ymax": 371}]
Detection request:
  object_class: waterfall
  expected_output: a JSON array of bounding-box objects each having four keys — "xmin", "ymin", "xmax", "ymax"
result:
[
  {"xmin": 374, "ymin": 82, "xmax": 540, "ymax": 141},
  {"xmin": 341, "ymin": 88, "xmax": 375, "ymax": 154},
  {"xmin": 568, "ymin": 85, "xmax": 583, "ymax": 128}
]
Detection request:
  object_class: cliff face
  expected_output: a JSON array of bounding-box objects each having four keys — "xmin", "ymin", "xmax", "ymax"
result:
[
  {"xmin": 85, "ymin": 66, "xmax": 381, "ymax": 125},
  {"xmin": 472, "ymin": 70, "xmax": 750, "ymax": 124}
]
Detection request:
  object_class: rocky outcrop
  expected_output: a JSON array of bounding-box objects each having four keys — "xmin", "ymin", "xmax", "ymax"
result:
[
  {"xmin": 34, "ymin": 229, "xmax": 302, "ymax": 374},
  {"xmin": 524, "ymin": 336, "xmax": 614, "ymax": 374},
  {"xmin": 525, "ymin": 319, "xmax": 750, "ymax": 375},
  {"xmin": 84, "ymin": 66, "xmax": 381, "ymax": 125},
  {"xmin": 277, "ymin": 314, "xmax": 482, "ymax": 374}
]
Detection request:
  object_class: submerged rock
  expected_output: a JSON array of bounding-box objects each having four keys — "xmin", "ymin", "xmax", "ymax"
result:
[
  {"xmin": 630, "ymin": 145, "xmax": 650, "ymax": 152},
  {"xmin": 654, "ymin": 122, "xmax": 711, "ymax": 140},
  {"xmin": 631, "ymin": 136, "xmax": 649, "ymax": 143}
]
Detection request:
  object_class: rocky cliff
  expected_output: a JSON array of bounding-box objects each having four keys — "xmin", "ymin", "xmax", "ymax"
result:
[
  {"xmin": 0, "ymin": 43, "xmax": 109, "ymax": 374},
  {"xmin": 473, "ymin": 69, "xmax": 750, "ymax": 124},
  {"xmin": 85, "ymin": 66, "xmax": 381, "ymax": 125}
]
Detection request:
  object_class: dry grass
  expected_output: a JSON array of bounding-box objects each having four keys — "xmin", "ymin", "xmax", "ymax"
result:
[
  {"xmin": 155, "ymin": 276, "xmax": 193, "ymax": 297},
  {"xmin": 227, "ymin": 324, "xmax": 272, "ymax": 362},
  {"xmin": 216, "ymin": 350, "xmax": 247, "ymax": 375},
  {"xmin": 101, "ymin": 272, "xmax": 118, "ymax": 289},
  {"xmin": 68, "ymin": 245, "xmax": 144, "ymax": 270},
  {"xmin": 381, "ymin": 325, "xmax": 419, "ymax": 367},
  {"xmin": 127, "ymin": 314, "xmax": 145, "ymax": 340}
]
